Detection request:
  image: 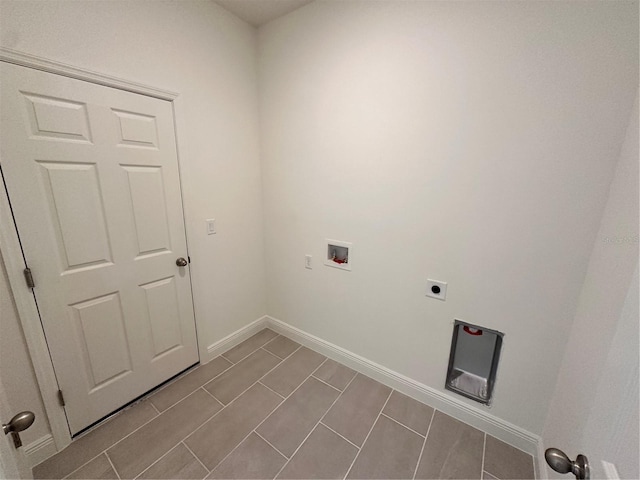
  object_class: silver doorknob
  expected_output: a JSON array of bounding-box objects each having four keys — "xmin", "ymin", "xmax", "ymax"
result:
[
  {"xmin": 545, "ymin": 448, "xmax": 590, "ymax": 480},
  {"xmin": 176, "ymin": 257, "xmax": 188, "ymax": 267},
  {"xmin": 3, "ymin": 411, "xmax": 35, "ymax": 448}
]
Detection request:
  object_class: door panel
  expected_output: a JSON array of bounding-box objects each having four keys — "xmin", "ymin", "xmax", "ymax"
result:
[
  {"xmin": 71, "ymin": 292, "xmax": 133, "ymax": 390},
  {"xmin": 124, "ymin": 165, "xmax": 172, "ymax": 256},
  {"xmin": 0, "ymin": 62, "xmax": 198, "ymax": 435}
]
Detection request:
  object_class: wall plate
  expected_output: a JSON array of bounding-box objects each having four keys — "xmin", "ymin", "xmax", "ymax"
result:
[
  {"xmin": 426, "ymin": 279, "xmax": 447, "ymax": 300},
  {"xmin": 324, "ymin": 239, "xmax": 352, "ymax": 271}
]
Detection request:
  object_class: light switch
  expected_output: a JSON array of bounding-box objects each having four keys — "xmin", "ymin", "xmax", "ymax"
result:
[{"xmin": 206, "ymin": 219, "xmax": 216, "ymax": 235}]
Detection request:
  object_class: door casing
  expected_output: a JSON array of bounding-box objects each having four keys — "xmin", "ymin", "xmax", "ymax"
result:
[{"xmin": 0, "ymin": 46, "xmax": 206, "ymax": 456}]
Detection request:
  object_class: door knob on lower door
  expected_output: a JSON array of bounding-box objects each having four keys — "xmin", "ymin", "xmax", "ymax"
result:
[
  {"xmin": 545, "ymin": 448, "xmax": 590, "ymax": 480},
  {"xmin": 3, "ymin": 411, "xmax": 35, "ymax": 448},
  {"xmin": 176, "ymin": 257, "xmax": 188, "ymax": 267}
]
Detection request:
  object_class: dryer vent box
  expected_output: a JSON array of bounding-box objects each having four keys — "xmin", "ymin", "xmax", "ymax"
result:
[
  {"xmin": 445, "ymin": 320, "xmax": 503, "ymax": 405},
  {"xmin": 324, "ymin": 239, "xmax": 351, "ymax": 271}
]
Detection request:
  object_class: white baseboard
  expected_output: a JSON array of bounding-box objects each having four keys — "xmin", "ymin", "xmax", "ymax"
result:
[
  {"xmin": 265, "ymin": 315, "xmax": 542, "ymax": 460},
  {"xmin": 24, "ymin": 434, "xmax": 57, "ymax": 467},
  {"xmin": 206, "ymin": 316, "xmax": 269, "ymax": 360}
]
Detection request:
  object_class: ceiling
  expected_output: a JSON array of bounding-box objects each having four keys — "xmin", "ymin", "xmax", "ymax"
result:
[{"xmin": 214, "ymin": 0, "xmax": 315, "ymax": 27}]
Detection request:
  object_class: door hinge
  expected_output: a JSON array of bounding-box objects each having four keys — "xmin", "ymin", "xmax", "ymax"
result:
[
  {"xmin": 23, "ymin": 267, "xmax": 35, "ymax": 289},
  {"xmin": 57, "ymin": 389, "xmax": 65, "ymax": 407}
]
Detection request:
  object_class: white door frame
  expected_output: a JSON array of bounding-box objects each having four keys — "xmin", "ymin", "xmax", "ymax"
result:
[
  {"xmin": 0, "ymin": 47, "xmax": 203, "ymax": 454},
  {"xmin": 0, "ymin": 370, "xmax": 32, "ymax": 479}
]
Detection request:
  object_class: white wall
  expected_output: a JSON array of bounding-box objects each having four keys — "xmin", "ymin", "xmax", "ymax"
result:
[
  {"xmin": 0, "ymin": 0, "xmax": 266, "ymax": 442},
  {"xmin": 543, "ymin": 95, "xmax": 639, "ymax": 479},
  {"xmin": 258, "ymin": 0, "xmax": 638, "ymax": 435}
]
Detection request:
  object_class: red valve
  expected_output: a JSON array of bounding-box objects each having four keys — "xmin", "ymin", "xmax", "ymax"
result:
[{"xmin": 463, "ymin": 326, "xmax": 483, "ymax": 336}]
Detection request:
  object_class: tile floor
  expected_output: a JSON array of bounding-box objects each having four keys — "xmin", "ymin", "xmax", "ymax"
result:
[{"xmin": 33, "ymin": 329, "xmax": 535, "ymax": 479}]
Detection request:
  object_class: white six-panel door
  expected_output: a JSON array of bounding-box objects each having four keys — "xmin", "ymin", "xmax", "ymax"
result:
[{"xmin": 0, "ymin": 62, "xmax": 199, "ymax": 435}]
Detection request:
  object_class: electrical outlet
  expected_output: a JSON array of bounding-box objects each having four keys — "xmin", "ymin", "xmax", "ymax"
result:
[
  {"xmin": 426, "ymin": 279, "xmax": 447, "ymax": 300},
  {"xmin": 305, "ymin": 255, "xmax": 312, "ymax": 269}
]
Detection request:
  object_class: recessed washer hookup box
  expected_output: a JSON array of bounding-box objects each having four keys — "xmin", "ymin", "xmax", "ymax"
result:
[{"xmin": 445, "ymin": 320, "xmax": 504, "ymax": 405}]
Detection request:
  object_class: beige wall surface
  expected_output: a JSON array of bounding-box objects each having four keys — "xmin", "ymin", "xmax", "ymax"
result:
[{"xmin": 258, "ymin": 0, "xmax": 638, "ymax": 435}]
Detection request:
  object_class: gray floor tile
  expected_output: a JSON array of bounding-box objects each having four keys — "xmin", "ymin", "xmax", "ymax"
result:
[
  {"xmin": 263, "ymin": 335, "xmax": 300, "ymax": 359},
  {"xmin": 107, "ymin": 389, "xmax": 221, "ymax": 479},
  {"xmin": 261, "ymin": 347, "xmax": 326, "ymax": 397},
  {"xmin": 222, "ymin": 329, "xmax": 279, "ymax": 363},
  {"xmin": 137, "ymin": 443, "xmax": 208, "ymax": 479},
  {"xmin": 313, "ymin": 358, "xmax": 356, "ymax": 391},
  {"xmin": 34, "ymin": 342, "xmax": 533, "ymax": 480},
  {"xmin": 322, "ymin": 373, "xmax": 391, "ymax": 446},
  {"xmin": 414, "ymin": 411, "xmax": 484, "ymax": 479},
  {"xmin": 150, "ymin": 356, "xmax": 232, "ymax": 412},
  {"xmin": 33, "ymin": 400, "xmax": 158, "ymax": 479},
  {"xmin": 277, "ymin": 424, "xmax": 358, "ymax": 479},
  {"xmin": 382, "ymin": 390, "xmax": 433, "ymax": 435},
  {"xmin": 66, "ymin": 454, "xmax": 117, "ymax": 479},
  {"xmin": 484, "ymin": 435, "xmax": 535, "ymax": 480},
  {"xmin": 257, "ymin": 377, "xmax": 340, "ymax": 457},
  {"xmin": 347, "ymin": 415, "xmax": 423, "ymax": 479},
  {"xmin": 208, "ymin": 433, "xmax": 286, "ymax": 479},
  {"xmin": 205, "ymin": 348, "xmax": 282, "ymax": 404},
  {"xmin": 185, "ymin": 383, "xmax": 283, "ymax": 471}
]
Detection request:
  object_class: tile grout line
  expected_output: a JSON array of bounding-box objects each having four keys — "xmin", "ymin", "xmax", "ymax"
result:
[
  {"xmin": 147, "ymin": 363, "xmax": 201, "ymax": 397},
  {"xmin": 105, "ymin": 451, "xmax": 121, "ymax": 480},
  {"xmin": 311, "ymin": 356, "xmax": 329, "ymax": 375},
  {"xmin": 182, "ymin": 345, "xmax": 306, "ymax": 472},
  {"xmin": 481, "ymin": 433, "xmax": 487, "ymax": 479},
  {"xmin": 115, "ymin": 387, "xmax": 233, "ymax": 479},
  {"xmin": 149, "ymin": 402, "xmax": 161, "ymax": 415},
  {"xmin": 134, "ymin": 443, "xmax": 186, "ymax": 479},
  {"xmin": 46, "ymin": 332, "xmax": 286, "ymax": 479},
  {"xmin": 200, "ymin": 385, "xmax": 226, "ymax": 407},
  {"xmin": 130, "ymin": 375, "xmax": 284, "ymax": 480},
  {"xmin": 182, "ymin": 440, "xmax": 211, "ymax": 474},
  {"xmin": 130, "ymin": 368, "xmax": 287, "ymax": 480},
  {"xmin": 272, "ymin": 372, "xmax": 359, "ymax": 480},
  {"xmin": 258, "ymin": 381, "xmax": 286, "ymax": 399},
  {"xmin": 310, "ymin": 374, "xmax": 344, "ymax": 393},
  {"xmin": 104, "ymin": 388, "xmax": 212, "ymax": 455},
  {"xmin": 318, "ymin": 421, "xmax": 361, "ymax": 450},
  {"xmin": 146, "ymin": 358, "xmax": 236, "ymax": 414},
  {"xmin": 204, "ymin": 391, "xmax": 288, "ymax": 475},
  {"xmin": 412, "ymin": 408, "xmax": 436, "ymax": 480},
  {"xmin": 61, "ymin": 451, "xmax": 109, "ymax": 479},
  {"xmin": 262, "ymin": 338, "xmax": 304, "ymax": 361},
  {"xmin": 254, "ymin": 430, "xmax": 290, "ymax": 460},
  {"xmin": 343, "ymin": 388, "xmax": 393, "ymax": 480},
  {"xmin": 199, "ymin": 343, "xmax": 293, "ymax": 411},
  {"xmin": 257, "ymin": 347, "xmax": 327, "ymax": 403},
  {"xmin": 60, "ymin": 402, "xmax": 173, "ymax": 480},
  {"xmin": 379, "ymin": 411, "xmax": 426, "ymax": 438},
  {"xmin": 260, "ymin": 344, "xmax": 297, "ymax": 362},
  {"xmin": 199, "ymin": 346, "xmax": 290, "ymax": 408},
  {"xmin": 221, "ymin": 331, "xmax": 281, "ymax": 365}
]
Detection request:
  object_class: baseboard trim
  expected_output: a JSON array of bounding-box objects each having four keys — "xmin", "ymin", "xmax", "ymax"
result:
[
  {"xmin": 25, "ymin": 434, "xmax": 57, "ymax": 467},
  {"xmin": 206, "ymin": 316, "xmax": 269, "ymax": 360},
  {"xmin": 265, "ymin": 316, "xmax": 541, "ymax": 459}
]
